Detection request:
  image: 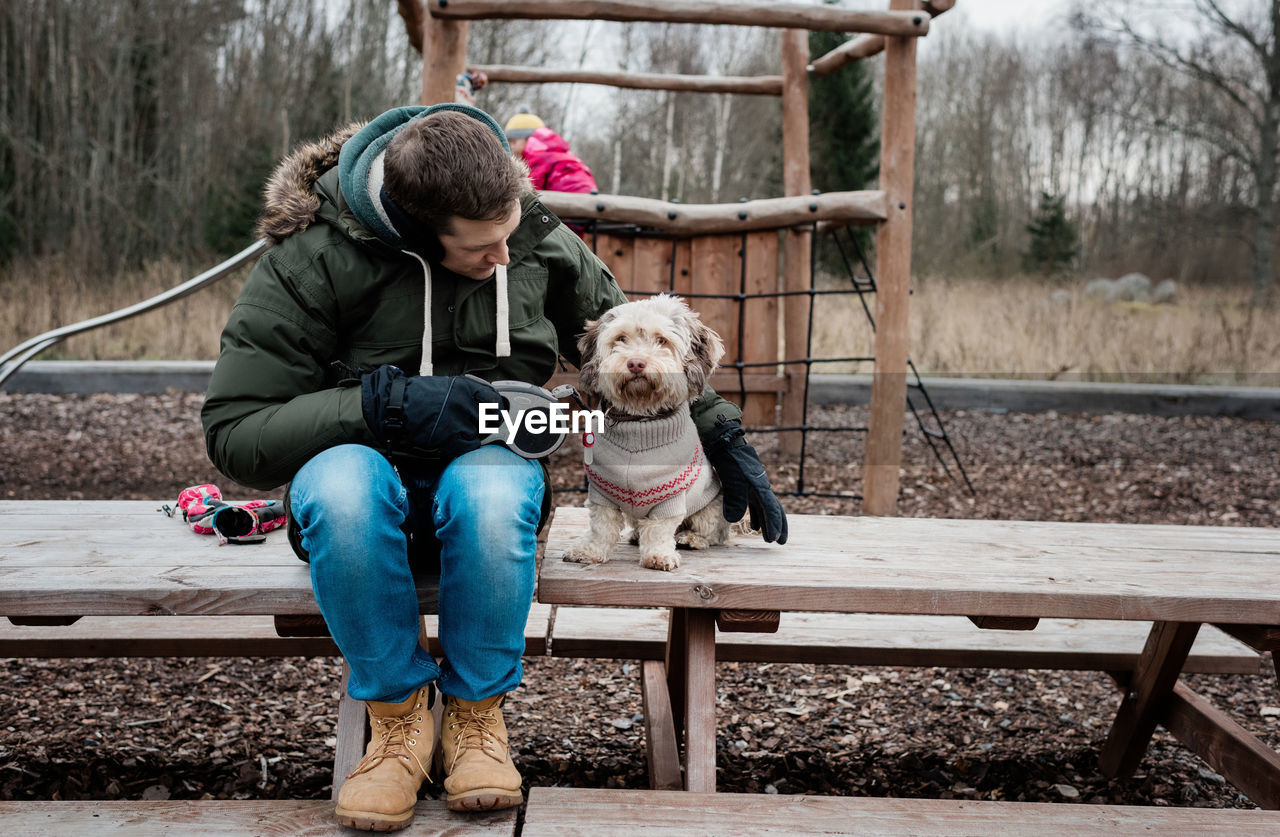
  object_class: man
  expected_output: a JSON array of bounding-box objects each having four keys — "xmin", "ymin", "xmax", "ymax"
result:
[
  {"xmin": 202, "ymin": 104, "xmax": 785, "ymax": 831},
  {"xmin": 503, "ymin": 110, "xmax": 598, "ymax": 194}
]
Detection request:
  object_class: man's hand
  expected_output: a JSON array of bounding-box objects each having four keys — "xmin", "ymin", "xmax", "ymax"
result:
[
  {"xmin": 703, "ymin": 416, "xmax": 788, "ymax": 544},
  {"xmin": 361, "ymin": 365, "xmax": 501, "ymax": 461}
]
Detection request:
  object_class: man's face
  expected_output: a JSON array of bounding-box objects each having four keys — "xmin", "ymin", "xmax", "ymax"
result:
[{"xmin": 437, "ymin": 201, "xmax": 522, "ymax": 281}]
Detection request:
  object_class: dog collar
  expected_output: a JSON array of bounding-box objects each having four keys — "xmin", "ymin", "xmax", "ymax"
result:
[{"xmin": 603, "ymin": 403, "xmax": 682, "ymax": 424}]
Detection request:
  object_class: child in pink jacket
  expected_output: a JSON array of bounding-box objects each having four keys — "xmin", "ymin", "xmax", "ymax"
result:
[{"xmin": 504, "ymin": 111, "xmax": 598, "ymax": 195}]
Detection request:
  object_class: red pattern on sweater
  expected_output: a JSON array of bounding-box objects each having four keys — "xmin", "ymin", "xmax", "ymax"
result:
[{"xmin": 584, "ymin": 446, "xmax": 704, "ymax": 509}]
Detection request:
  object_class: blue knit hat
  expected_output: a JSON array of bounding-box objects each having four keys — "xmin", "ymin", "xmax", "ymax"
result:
[{"xmin": 337, "ymin": 104, "xmax": 509, "ymax": 248}]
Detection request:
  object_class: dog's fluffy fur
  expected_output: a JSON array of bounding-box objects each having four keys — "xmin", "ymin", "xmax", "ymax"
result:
[{"xmin": 563, "ymin": 294, "xmax": 732, "ymax": 571}]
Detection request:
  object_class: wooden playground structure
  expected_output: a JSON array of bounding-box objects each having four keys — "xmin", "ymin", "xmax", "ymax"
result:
[{"xmin": 399, "ymin": 0, "xmax": 955, "ymax": 515}]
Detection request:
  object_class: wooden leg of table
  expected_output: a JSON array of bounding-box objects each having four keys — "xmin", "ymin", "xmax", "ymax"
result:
[
  {"xmin": 641, "ymin": 659, "xmax": 683, "ymax": 790},
  {"xmin": 332, "ymin": 662, "xmax": 368, "ymax": 801},
  {"xmin": 665, "ymin": 607, "xmax": 688, "ymax": 747},
  {"xmin": 683, "ymin": 608, "xmax": 717, "ymax": 793},
  {"xmin": 1106, "ymin": 669, "xmax": 1280, "ymax": 809},
  {"xmin": 1162, "ymin": 680, "xmax": 1280, "ymax": 809},
  {"xmin": 1099, "ymin": 620, "xmax": 1200, "ymax": 778}
]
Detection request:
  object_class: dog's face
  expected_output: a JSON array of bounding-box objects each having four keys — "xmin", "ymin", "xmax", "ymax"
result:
[{"xmin": 577, "ymin": 294, "xmax": 725, "ymax": 415}]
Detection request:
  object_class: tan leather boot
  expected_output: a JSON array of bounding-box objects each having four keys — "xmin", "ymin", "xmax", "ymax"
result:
[
  {"xmin": 438, "ymin": 694, "xmax": 523, "ymax": 811},
  {"xmin": 335, "ymin": 683, "xmax": 435, "ymax": 832}
]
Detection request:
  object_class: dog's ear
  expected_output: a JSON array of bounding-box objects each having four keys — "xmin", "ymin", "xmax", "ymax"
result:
[
  {"xmin": 576, "ymin": 313, "xmax": 609, "ymax": 397},
  {"xmin": 683, "ymin": 310, "xmax": 725, "ymax": 399}
]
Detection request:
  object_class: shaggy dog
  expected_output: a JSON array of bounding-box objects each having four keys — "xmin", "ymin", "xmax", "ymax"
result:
[{"xmin": 563, "ymin": 294, "xmax": 733, "ymax": 571}]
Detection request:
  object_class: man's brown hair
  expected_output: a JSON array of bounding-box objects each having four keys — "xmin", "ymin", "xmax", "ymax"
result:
[{"xmin": 383, "ymin": 110, "xmax": 529, "ymax": 235}]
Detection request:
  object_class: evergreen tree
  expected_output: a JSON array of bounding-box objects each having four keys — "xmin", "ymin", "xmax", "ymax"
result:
[
  {"xmin": 808, "ymin": 25, "xmax": 879, "ymax": 275},
  {"xmin": 1022, "ymin": 192, "xmax": 1079, "ymax": 275}
]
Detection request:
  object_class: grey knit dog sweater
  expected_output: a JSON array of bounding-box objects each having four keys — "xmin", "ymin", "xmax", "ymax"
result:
[{"xmin": 585, "ymin": 404, "xmax": 721, "ymax": 519}]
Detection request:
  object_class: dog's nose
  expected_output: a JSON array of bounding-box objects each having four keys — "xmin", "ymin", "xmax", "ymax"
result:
[{"xmin": 626, "ymin": 357, "xmax": 646, "ymax": 375}]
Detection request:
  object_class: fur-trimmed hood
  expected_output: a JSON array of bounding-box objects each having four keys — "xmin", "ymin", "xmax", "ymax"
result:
[{"xmin": 254, "ymin": 122, "xmax": 364, "ymax": 243}]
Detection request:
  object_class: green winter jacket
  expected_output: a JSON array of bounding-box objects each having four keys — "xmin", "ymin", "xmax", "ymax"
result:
[{"xmin": 202, "ymin": 110, "xmax": 740, "ymax": 490}]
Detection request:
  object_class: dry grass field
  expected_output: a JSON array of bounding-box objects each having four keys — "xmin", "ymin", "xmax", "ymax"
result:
[
  {"xmin": 3, "ymin": 258, "xmax": 1278, "ymax": 386},
  {"xmin": 811, "ymin": 274, "xmax": 1280, "ymax": 386},
  {"xmin": 0, "ymin": 256, "xmax": 248, "ymax": 362}
]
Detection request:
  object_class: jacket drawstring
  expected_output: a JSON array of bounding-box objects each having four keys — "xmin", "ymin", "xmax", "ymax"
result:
[
  {"xmin": 402, "ymin": 250, "xmax": 434, "ymax": 376},
  {"xmin": 494, "ymin": 263, "xmax": 511, "ymax": 359},
  {"xmin": 402, "ymin": 250, "xmax": 511, "ymax": 376}
]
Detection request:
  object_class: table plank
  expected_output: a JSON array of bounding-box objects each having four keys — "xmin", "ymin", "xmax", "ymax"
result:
[
  {"xmin": 0, "ymin": 501, "xmax": 451, "ymax": 617},
  {"xmin": 0, "ymin": 799, "xmax": 517, "ymax": 835},
  {"xmin": 0, "ymin": 605, "xmax": 553, "ymax": 658},
  {"xmin": 540, "ymin": 508, "xmax": 1280, "ymax": 624},
  {"xmin": 522, "ymin": 787, "xmax": 1280, "ymax": 835},
  {"xmin": 548, "ymin": 607, "xmax": 1264, "ymax": 674}
]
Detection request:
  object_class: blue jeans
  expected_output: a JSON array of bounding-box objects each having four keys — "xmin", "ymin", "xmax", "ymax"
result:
[{"xmin": 288, "ymin": 444, "xmax": 544, "ymax": 703}]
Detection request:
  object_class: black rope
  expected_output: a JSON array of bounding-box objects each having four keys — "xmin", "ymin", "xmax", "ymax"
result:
[
  {"xmin": 908, "ymin": 359, "xmax": 975, "ymax": 493},
  {"xmin": 796, "ymin": 221, "xmax": 820, "ymax": 495},
  {"xmin": 833, "ymin": 229, "xmax": 877, "ymax": 329}
]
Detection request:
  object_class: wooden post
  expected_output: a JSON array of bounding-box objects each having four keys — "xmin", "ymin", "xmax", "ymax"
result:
[
  {"xmin": 862, "ymin": 0, "xmax": 918, "ymax": 516},
  {"xmin": 664, "ymin": 607, "xmax": 688, "ymax": 750},
  {"xmin": 431, "ymin": 0, "xmax": 932, "ymax": 35},
  {"xmin": 1162, "ymin": 681, "xmax": 1280, "ymax": 810},
  {"xmin": 421, "ymin": 17, "xmax": 469, "ymax": 105},
  {"xmin": 808, "ymin": 1, "xmax": 952, "ymax": 77},
  {"xmin": 539, "ymin": 190, "xmax": 886, "ymax": 235},
  {"xmin": 640, "ymin": 660, "xmax": 683, "ymax": 790},
  {"xmin": 469, "ymin": 65, "xmax": 784, "ymax": 96},
  {"xmin": 1099, "ymin": 621, "xmax": 1200, "ymax": 778},
  {"xmin": 682, "ymin": 608, "xmax": 718, "ymax": 792},
  {"xmin": 333, "ymin": 663, "xmax": 367, "ymax": 800},
  {"xmin": 779, "ymin": 29, "xmax": 811, "ymax": 455}
]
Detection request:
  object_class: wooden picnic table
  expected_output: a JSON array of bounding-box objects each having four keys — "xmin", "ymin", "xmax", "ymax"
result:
[
  {"xmin": 3, "ymin": 499, "xmax": 1279, "ymax": 818},
  {"xmin": 539, "ymin": 506, "xmax": 1280, "ymax": 806}
]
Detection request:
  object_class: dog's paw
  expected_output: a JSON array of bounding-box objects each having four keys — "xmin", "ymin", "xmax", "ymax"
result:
[
  {"xmin": 675, "ymin": 530, "xmax": 714, "ymax": 550},
  {"xmin": 563, "ymin": 543, "xmax": 610, "ymax": 565},
  {"xmin": 640, "ymin": 551, "xmax": 681, "ymax": 572}
]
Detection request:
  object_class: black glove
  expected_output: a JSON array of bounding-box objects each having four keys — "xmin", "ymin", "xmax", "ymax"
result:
[
  {"xmin": 361, "ymin": 365, "xmax": 502, "ymax": 462},
  {"xmin": 703, "ymin": 416, "xmax": 788, "ymax": 544}
]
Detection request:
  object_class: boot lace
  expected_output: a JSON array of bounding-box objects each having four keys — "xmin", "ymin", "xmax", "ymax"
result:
[
  {"xmin": 447, "ymin": 702, "xmax": 508, "ymax": 767},
  {"xmin": 347, "ymin": 710, "xmax": 430, "ymax": 779}
]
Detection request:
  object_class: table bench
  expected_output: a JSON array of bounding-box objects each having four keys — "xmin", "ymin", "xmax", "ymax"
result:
[
  {"xmin": 0, "ymin": 799, "xmax": 517, "ymax": 835},
  {"xmin": 519, "ymin": 787, "xmax": 1280, "ymax": 835},
  {"xmin": 540, "ymin": 506, "xmax": 1280, "ymax": 809},
  {"xmin": 7, "ymin": 787, "xmax": 1279, "ymax": 836},
  {"xmin": 545, "ymin": 606, "xmax": 1264, "ymax": 674}
]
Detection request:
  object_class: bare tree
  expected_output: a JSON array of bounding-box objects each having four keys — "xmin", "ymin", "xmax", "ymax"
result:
[{"xmin": 1076, "ymin": 0, "xmax": 1279, "ymax": 305}]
